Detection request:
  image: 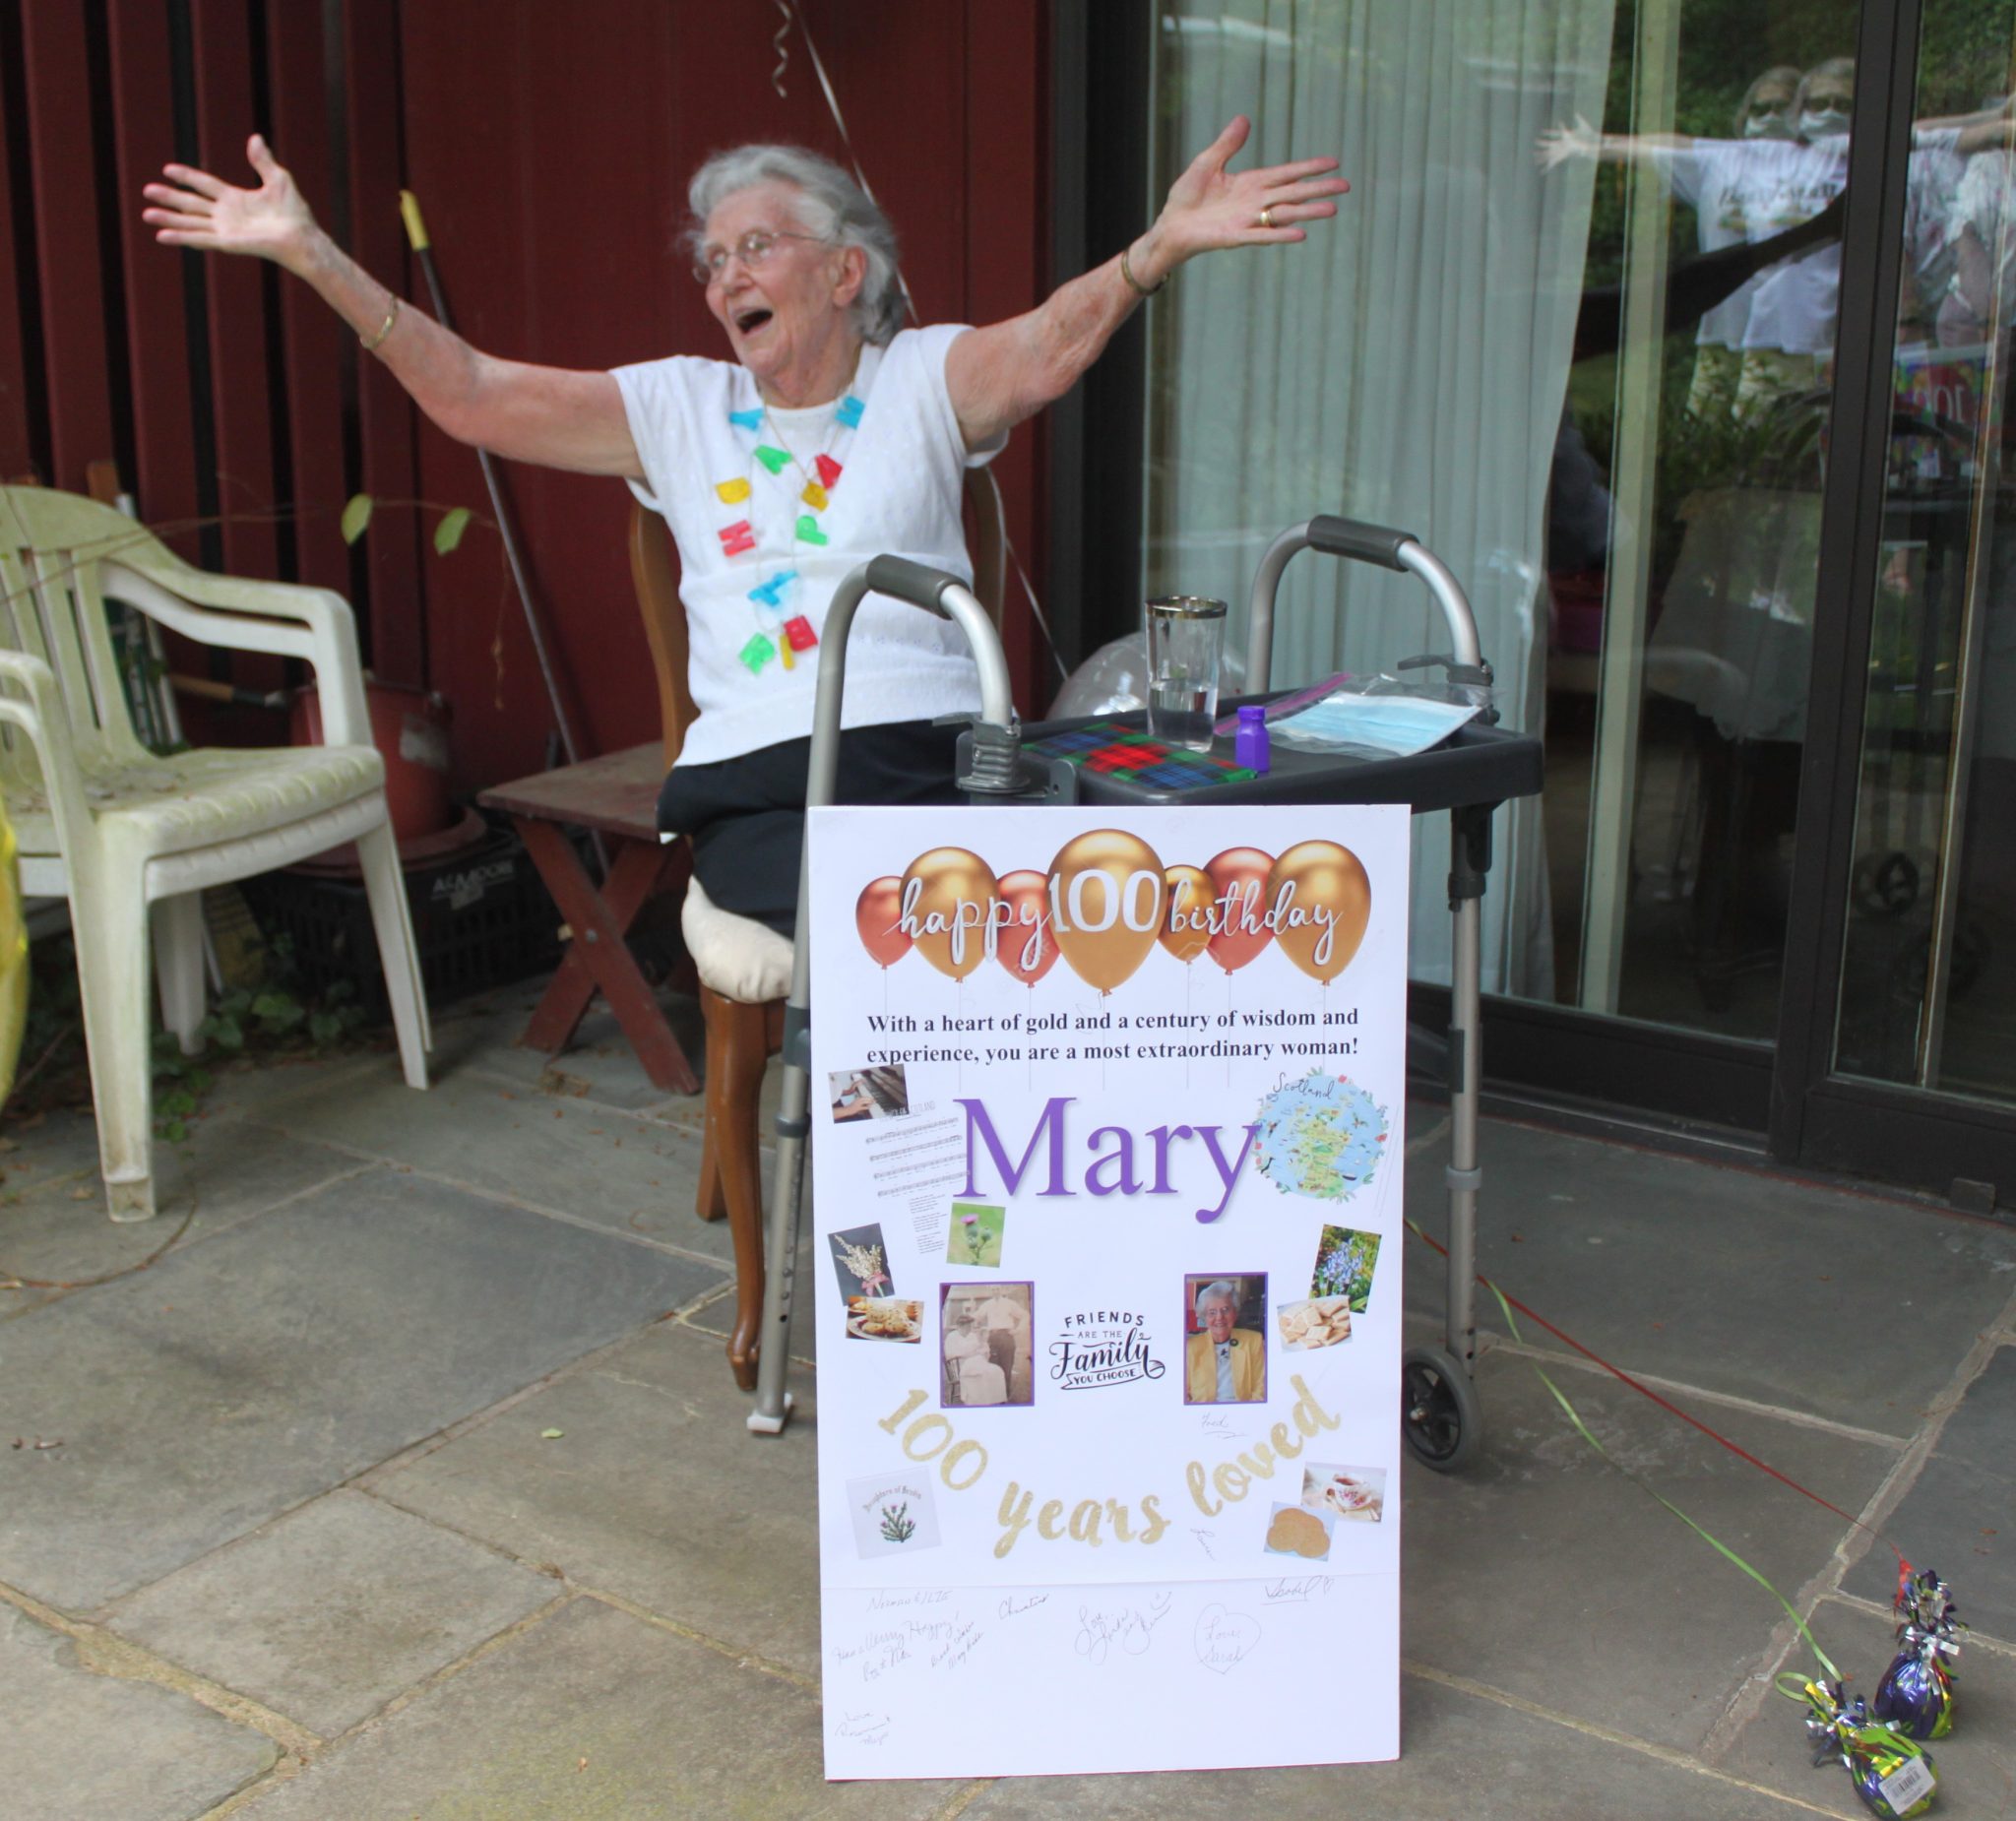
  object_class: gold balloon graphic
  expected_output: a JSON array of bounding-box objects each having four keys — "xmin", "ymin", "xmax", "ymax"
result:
[
  {"xmin": 1047, "ymin": 829, "xmax": 1166, "ymax": 992},
  {"xmin": 1266, "ymin": 841, "xmax": 1372, "ymax": 984},
  {"xmin": 1160, "ymin": 864, "xmax": 1215, "ymax": 965},
  {"xmin": 900, "ymin": 847, "xmax": 1000, "ymax": 981}
]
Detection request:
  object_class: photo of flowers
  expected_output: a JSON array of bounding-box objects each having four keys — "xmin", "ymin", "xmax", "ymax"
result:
[
  {"xmin": 830, "ymin": 1223, "xmax": 894, "ymax": 1299},
  {"xmin": 846, "ymin": 1472, "xmax": 942, "ymax": 1558},
  {"xmin": 1309, "ymin": 1225, "xmax": 1381, "ymax": 1313},
  {"xmin": 945, "ymin": 1201, "xmax": 1005, "ymax": 1267}
]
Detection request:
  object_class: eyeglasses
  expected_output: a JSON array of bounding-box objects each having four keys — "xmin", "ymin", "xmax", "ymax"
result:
[{"xmin": 692, "ymin": 228, "xmax": 830, "ymax": 286}]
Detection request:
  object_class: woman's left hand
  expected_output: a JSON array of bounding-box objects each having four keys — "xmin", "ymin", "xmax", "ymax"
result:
[{"xmin": 1141, "ymin": 114, "xmax": 1349, "ymax": 276}]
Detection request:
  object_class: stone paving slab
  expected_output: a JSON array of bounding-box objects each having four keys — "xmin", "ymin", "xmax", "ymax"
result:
[
  {"xmin": 368, "ymin": 1321, "xmax": 824, "ymax": 1674},
  {"xmin": 1404, "ymin": 1114, "xmax": 2016, "ymax": 1434},
  {"xmin": 0, "ymin": 1167, "xmax": 721, "ymax": 1611},
  {"xmin": 433, "ymin": 990, "xmax": 706, "ymax": 1117},
  {"xmin": 2, "ymin": 1603, "xmax": 276, "ymax": 1821},
  {"xmin": 1841, "ymin": 1343, "xmax": 2016, "ymax": 1637},
  {"xmin": 1, "ymin": 1123, "xmax": 364, "ymax": 1319},
  {"xmin": 0, "ymin": 1105, "xmax": 111, "ymax": 1200},
  {"xmin": 1401, "ymin": 1344, "xmax": 1898, "ymax": 1755},
  {"xmin": 103, "ymin": 1488, "xmax": 559, "ymax": 1738},
  {"xmin": 957, "ymin": 1665, "xmax": 1823, "ymax": 1819},
  {"xmin": 1719, "ymin": 1596, "xmax": 2016, "ymax": 1819},
  {"xmin": 230, "ymin": 1592, "xmax": 959, "ymax": 1821},
  {"xmin": 243, "ymin": 1059, "xmax": 719, "ymax": 1261}
]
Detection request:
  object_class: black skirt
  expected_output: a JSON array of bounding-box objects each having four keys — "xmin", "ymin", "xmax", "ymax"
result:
[{"xmin": 657, "ymin": 718, "xmax": 965, "ymax": 937}]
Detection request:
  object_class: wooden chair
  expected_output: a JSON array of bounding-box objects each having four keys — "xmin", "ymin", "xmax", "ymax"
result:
[{"xmin": 631, "ymin": 469, "xmax": 1008, "ymax": 1389}]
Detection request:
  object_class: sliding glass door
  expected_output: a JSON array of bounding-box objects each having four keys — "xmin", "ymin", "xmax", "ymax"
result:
[{"xmin": 1111, "ymin": 0, "xmax": 2015, "ymax": 1200}]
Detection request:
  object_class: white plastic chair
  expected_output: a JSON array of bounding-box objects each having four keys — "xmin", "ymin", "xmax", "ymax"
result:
[{"xmin": 0, "ymin": 486, "xmax": 430, "ymax": 1220}]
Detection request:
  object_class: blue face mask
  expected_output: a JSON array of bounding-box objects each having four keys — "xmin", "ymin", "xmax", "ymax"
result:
[
  {"xmin": 1745, "ymin": 108, "xmax": 1793, "ymax": 140},
  {"xmin": 1801, "ymin": 106, "xmax": 1851, "ymax": 140}
]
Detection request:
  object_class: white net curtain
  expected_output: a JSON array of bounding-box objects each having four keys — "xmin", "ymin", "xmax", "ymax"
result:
[{"xmin": 1144, "ymin": 0, "xmax": 1615, "ymax": 994}]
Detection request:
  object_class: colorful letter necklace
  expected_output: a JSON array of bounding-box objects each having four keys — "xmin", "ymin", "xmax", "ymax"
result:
[{"xmin": 714, "ymin": 374, "xmax": 866, "ymax": 679}]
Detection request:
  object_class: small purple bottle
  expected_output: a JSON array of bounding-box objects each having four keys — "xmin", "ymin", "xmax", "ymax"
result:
[{"xmin": 1235, "ymin": 704, "xmax": 1271, "ymax": 774}]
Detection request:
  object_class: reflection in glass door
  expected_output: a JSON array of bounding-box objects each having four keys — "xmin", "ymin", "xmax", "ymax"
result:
[
  {"xmin": 1833, "ymin": 0, "xmax": 2016, "ymax": 1109},
  {"xmin": 1549, "ymin": 0, "xmax": 1862, "ymax": 1041}
]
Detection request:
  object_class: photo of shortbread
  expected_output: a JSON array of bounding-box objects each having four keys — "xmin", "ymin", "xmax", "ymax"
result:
[
  {"xmin": 1274, "ymin": 1295, "xmax": 1353, "ymax": 1351},
  {"xmin": 1264, "ymin": 1501, "xmax": 1334, "ymax": 1561}
]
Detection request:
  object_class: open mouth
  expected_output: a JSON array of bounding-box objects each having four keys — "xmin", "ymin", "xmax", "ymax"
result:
[{"xmin": 734, "ymin": 307, "xmax": 774, "ymax": 335}]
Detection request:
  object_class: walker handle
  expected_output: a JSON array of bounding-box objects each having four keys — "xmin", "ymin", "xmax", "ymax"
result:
[
  {"xmin": 1245, "ymin": 517, "xmax": 1483, "ymax": 693},
  {"xmin": 865, "ymin": 554, "xmax": 965, "ymax": 608},
  {"xmin": 1305, "ymin": 515, "xmax": 1418, "ymax": 571}
]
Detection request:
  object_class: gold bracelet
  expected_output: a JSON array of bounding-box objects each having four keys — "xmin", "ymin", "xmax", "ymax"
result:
[
  {"xmin": 360, "ymin": 296, "xmax": 402, "ymax": 352},
  {"xmin": 1119, "ymin": 245, "xmax": 1164, "ymax": 297}
]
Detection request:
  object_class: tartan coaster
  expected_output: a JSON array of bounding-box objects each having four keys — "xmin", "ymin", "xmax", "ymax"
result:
[{"xmin": 1024, "ymin": 722, "xmax": 1256, "ymax": 793}]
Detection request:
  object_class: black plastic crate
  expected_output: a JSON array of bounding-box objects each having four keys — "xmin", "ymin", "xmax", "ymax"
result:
[{"xmin": 242, "ymin": 824, "xmax": 563, "ymax": 1020}]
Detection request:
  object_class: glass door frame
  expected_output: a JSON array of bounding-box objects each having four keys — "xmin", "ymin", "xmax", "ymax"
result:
[
  {"xmin": 1772, "ymin": 0, "xmax": 2015, "ymax": 1205},
  {"xmin": 1052, "ymin": 0, "xmax": 2016, "ymax": 1208}
]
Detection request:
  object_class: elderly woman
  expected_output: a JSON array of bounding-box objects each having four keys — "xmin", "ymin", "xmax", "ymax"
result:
[
  {"xmin": 143, "ymin": 123, "xmax": 1346, "ymax": 932},
  {"xmin": 1184, "ymin": 1279, "xmax": 1265, "ymax": 1405}
]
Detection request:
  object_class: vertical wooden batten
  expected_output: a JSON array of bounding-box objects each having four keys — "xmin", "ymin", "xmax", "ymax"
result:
[{"xmin": 17, "ymin": 3, "xmax": 117, "ymax": 492}]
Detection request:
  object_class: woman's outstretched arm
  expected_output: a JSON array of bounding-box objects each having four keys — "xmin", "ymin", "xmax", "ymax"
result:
[
  {"xmin": 945, "ymin": 116, "xmax": 1349, "ymax": 447},
  {"xmin": 144, "ymin": 135, "xmax": 641, "ymax": 478}
]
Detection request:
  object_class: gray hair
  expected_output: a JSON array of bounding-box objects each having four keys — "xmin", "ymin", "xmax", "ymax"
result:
[
  {"xmin": 1195, "ymin": 1279, "xmax": 1240, "ymax": 1315},
  {"xmin": 684, "ymin": 144, "xmax": 904, "ymax": 345}
]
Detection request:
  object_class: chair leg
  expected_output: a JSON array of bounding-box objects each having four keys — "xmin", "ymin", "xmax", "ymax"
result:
[
  {"xmin": 73, "ymin": 884, "xmax": 158, "ymax": 1222},
  {"xmin": 696, "ymin": 1117, "xmax": 727, "ymax": 1224},
  {"xmin": 356, "ymin": 818, "xmax": 432, "ymax": 1088},
  {"xmin": 152, "ymin": 892, "xmax": 207, "ymax": 1055},
  {"xmin": 702, "ymin": 985, "xmax": 771, "ymax": 1391}
]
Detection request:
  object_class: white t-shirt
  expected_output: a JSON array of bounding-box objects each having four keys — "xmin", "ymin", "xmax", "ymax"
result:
[
  {"xmin": 1645, "ymin": 141, "xmax": 1770, "ymax": 348},
  {"xmin": 613, "ymin": 324, "xmax": 1003, "ymax": 768}
]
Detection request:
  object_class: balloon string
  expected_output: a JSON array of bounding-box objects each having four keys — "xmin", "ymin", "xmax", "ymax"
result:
[
  {"xmin": 1404, "ymin": 1218, "xmax": 1910, "ymax": 1568},
  {"xmin": 1484, "ymin": 1274, "xmax": 1844, "ymax": 1684},
  {"xmin": 773, "ymin": 0, "xmax": 1069, "ymax": 686},
  {"xmin": 770, "ymin": 0, "xmax": 792, "ymax": 97}
]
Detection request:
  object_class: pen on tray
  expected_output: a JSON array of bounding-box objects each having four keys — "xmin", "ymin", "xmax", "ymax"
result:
[{"xmin": 1212, "ymin": 669, "xmax": 1353, "ymax": 736}]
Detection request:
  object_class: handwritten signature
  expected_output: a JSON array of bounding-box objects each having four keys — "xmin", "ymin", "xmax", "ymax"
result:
[
  {"xmin": 1073, "ymin": 1592, "xmax": 1173, "ymax": 1665},
  {"xmin": 998, "ymin": 1593, "xmax": 1049, "ymax": 1620},
  {"xmin": 1263, "ymin": 1575, "xmax": 1339, "ymax": 1603},
  {"xmin": 838, "ymin": 1711, "xmax": 892, "ymax": 1745},
  {"xmin": 1194, "ymin": 1602, "xmax": 1262, "ymax": 1675}
]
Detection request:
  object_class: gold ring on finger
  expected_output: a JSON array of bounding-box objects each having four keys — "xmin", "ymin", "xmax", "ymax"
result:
[{"xmin": 1259, "ymin": 206, "xmax": 1275, "ymax": 229}]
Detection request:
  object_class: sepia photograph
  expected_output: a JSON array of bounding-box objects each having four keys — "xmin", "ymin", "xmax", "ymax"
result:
[{"xmin": 940, "ymin": 1281, "xmax": 1035, "ymax": 1407}]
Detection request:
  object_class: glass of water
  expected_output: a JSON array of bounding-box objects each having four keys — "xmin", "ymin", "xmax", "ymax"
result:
[{"xmin": 1144, "ymin": 596, "xmax": 1228, "ymax": 751}]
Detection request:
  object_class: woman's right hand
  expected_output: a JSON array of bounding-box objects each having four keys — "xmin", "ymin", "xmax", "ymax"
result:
[{"xmin": 142, "ymin": 135, "xmax": 317, "ymax": 268}]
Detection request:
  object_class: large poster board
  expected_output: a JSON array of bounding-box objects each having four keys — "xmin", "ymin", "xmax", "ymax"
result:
[{"xmin": 806, "ymin": 803, "xmax": 1411, "ymax": 1780}]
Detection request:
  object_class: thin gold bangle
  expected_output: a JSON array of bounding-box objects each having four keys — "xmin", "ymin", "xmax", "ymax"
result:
[
  {"xmin": 1119, "ymin": 245, "xmax": 1164, "ymax": 297},
  {"xmin": 360, "ymin": 296, "xmax": 401, "ymax": 352}
]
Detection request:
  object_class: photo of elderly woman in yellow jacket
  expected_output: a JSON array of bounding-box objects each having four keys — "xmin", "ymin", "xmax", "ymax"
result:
[{"xmin": 1184, "ymin": 1278, "xmax": 1267, "ymax": 1405}]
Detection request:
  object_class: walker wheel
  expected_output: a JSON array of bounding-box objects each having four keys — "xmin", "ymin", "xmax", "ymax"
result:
[{"xmin": 1402, "ymin": 1344, "xmax": 1481, "ymax": 1473}]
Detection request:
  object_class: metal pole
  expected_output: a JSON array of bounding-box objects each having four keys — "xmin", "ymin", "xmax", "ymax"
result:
[{"xmin": 748, "ymin": 559, "xmax": 1016, "ymax": 1434}]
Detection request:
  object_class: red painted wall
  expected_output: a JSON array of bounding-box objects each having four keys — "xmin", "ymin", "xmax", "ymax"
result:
[{"xmin": 1, "ymin": 0, "xmax": 1049, "ymax": 787}]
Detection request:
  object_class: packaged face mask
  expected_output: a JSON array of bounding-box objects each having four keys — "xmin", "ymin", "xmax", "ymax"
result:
[{"xmin": 1271, "ymin": 689, "xmax": 1480, "ymax": 759}]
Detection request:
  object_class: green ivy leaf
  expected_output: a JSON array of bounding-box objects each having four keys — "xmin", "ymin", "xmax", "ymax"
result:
[
  {"xmin": 308, "ymin": 1011, "xmax": 343, "ymax": 1046},
  {"xmin": 208, "ymin": 1015, "xmax": 244, "ymax": 1052},
  {"xmin": 433, "ymin": 507, "xmax": 472, "ymax": 556},
  {"xmin": 158, "ymin": 1117, "xmax": 188, "ymax": 1144},
  {"xmin": 159, "ymin": 1089, "xmax": 198, "ymax": 1118},
  {"xmin": 341, "ymin": 493, "xmax": 374, "ymax": 544}
]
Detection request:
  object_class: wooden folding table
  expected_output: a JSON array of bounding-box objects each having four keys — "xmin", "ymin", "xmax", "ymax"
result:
[{"xmin": 478, "ymin": 743, "xmax": 700, "ymax": 1095}]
